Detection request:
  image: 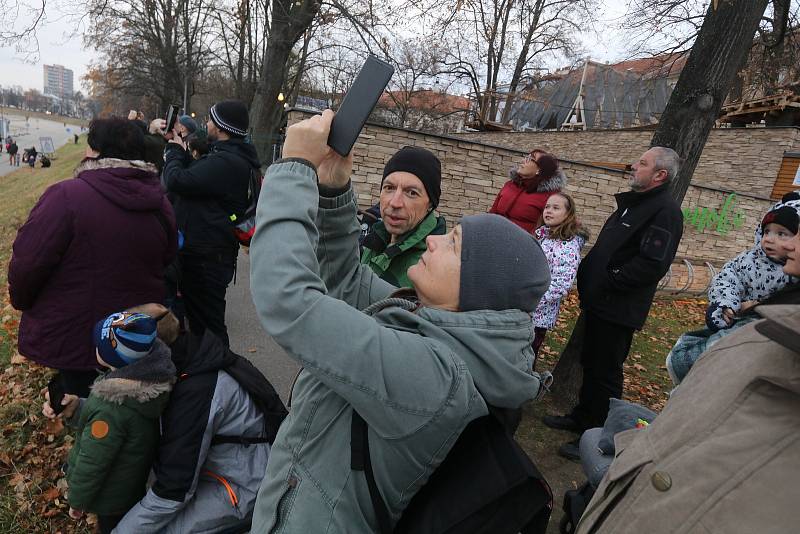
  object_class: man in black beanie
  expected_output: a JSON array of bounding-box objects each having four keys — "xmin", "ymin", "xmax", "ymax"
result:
[
  {"xmin": 162, "ymin": 99, "xmax": 260, "ymax": 346},
  {"xmin": 360, "ymin": 146, "xmax": 447, "ymax": 287}
]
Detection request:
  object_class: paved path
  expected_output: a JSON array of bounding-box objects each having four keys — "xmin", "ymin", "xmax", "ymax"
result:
[
  {"xmin": 1, "ymin": 114, "xmax": 78, "ymax": 177},
  {"xmin": 226, "ymin": 249, "xmax": 300, "ymax": 403}
]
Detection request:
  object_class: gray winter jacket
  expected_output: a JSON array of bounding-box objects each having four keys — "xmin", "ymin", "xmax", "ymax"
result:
[
  {"xmin": 114, "ymin": 333, "xmax": 270, "ymax": 534},
  {"xmin": 249, "ymin": 160, "xmax": 543, "ymax": 533}
]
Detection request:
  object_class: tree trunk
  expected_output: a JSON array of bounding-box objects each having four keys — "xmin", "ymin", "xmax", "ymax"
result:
[
  {"xmin": 249, "ymin": 0, "xmax": 320, "ymax": 165},
  {"xmin": 500, "ymin": 0, "xmax": 544, "ymax": 124},
  {"xmin": 650, "ymin": 0, "xmax": 770, "ymax": 203},
  {"xmin": 235, "ymin": 0, "xmax": 248, "ymax": 99},
  {"xmin": 287, "ymin": 29, "xmax": 312, "ymax": 106},
  {"xmin": 550, "ymin": 312, "xmax": 585, "ymax": 411}
]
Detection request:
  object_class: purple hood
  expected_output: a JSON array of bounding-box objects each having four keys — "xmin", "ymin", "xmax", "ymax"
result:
[
  {"xmin": 76, "ymin": 157, "xmax": 166, "ymax": 211},
  {"xmin": 8, "ymin": 157, "xmax": 177, "ymax": 370}
]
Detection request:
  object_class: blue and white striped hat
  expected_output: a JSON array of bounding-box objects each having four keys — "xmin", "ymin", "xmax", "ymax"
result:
[{"xmin": 93, "ymin": 312, "xmax": 157, "ymax": 368}]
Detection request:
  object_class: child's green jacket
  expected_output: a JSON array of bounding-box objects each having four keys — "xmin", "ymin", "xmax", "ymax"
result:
[{"xmin": 67, "ymin": 341, "xmax": 174, "ymax": 515}]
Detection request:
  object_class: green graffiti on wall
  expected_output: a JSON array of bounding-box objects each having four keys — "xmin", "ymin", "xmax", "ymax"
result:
[{"xmin": 682, "ymin": 193, "xmax": 746, "ymax": 235}]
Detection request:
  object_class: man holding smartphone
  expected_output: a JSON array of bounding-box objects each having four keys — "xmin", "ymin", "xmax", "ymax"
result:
[{"xmin": 162, "ymin": 99, "xmax": 259, "ymax": 346}]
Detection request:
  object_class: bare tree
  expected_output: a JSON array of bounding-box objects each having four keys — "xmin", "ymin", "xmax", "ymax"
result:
[
  {"xmin": 248, "ymin": 0, "xmax": 322, "ymax": 162},
  {"xmin": 0, "ymin": 0, "xmax": 47, "ymax": 60},
  {"xmin": 247, "ymin": 0, "xmax": 421, "ymax": 160},
  {"xmin": 378, "ymin": 38, "xmax": 447, "ymax": 128},
  {"xmin": 649, "ymin": 0, "xmax": 787, "ymax": 202},
  {"xmin": 501, "ymin": 0, "xmax": 589, "ymax": 123},
  {"xmin": 207, "ymin": 0, "xmax": 270, "ymax": 103},
  {"xmin": 436, "ymin": 0, "xmax": 595, "ymax": 127},
  {"xmin": 551, "ymin": 0, "xmax": 797, "ymax": 408},
  {"xmin": 84, "ymin": 0, "xmax": 212, "ymax": 113}
]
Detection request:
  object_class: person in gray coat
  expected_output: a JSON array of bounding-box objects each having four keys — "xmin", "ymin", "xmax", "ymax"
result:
[
  {"xmin": 248, "ymin": 110, "xmax": 552, "ymax": 533},
  {"xmin": 113, "ymin": 308, "xmax": 278, "ymax": 533}
]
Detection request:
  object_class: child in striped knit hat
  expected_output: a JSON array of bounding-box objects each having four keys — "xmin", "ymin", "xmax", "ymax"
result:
[{"xmin": 43, "ymin": 311, "xmax": 176, "ymax": 534}]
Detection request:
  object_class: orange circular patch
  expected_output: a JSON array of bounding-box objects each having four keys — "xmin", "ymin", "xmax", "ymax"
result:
[{"xmin": 91, "ymin": 420, "xmax": 109, "ymax": 439}]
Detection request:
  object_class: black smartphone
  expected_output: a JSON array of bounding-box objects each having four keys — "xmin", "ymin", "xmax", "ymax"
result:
[
  {"xmin": 48, "ymin": 376, "xmax": 66, "ymax": 416},
  {"xmin": 165, "ymin": 104, "xmax": 180, "ymax": 133},
  {"xmin": 328, "ymin": 56, "xmax": 394, "ymax": 156}
]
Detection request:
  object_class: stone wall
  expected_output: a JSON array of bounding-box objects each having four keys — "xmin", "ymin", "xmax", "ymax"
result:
[
  {"xmin": 287, "ymin": 110, "xmax": 774, "ymax": 268},
  {"xmin": 453, "ymin": 127, "xmax": 800, "ymax": 198}
]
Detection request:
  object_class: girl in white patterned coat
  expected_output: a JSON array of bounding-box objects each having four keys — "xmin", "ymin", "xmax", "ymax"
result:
[{"xmin": 532, "ymin": 192, "xmax": 589, "ymax": 362}]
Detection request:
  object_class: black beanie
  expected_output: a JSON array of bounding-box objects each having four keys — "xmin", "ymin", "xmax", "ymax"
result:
[
  {"xmin": 458, "ymin": 214, "xmax": 551, "ymax": 312},
  {"xmin": 382, "ymin": 146, "xmax": 442, "ymax": 208},
  {"xmin": 762, "ymin": 205, "xmax": 800, "ymax": 235},
  {"xmin": 210, "ymin": 100, "xmax": 249, "ymax": 137}
]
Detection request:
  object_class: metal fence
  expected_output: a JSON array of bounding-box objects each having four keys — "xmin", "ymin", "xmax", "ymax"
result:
[{"xmin": 657, "ymin": 258, "xmax": 719, "ymax": 297}]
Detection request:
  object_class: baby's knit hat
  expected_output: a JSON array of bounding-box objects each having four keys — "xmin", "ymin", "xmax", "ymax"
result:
[{"xmin": 762, "ymin": 205, "xmax": 800, "ymax": 235}]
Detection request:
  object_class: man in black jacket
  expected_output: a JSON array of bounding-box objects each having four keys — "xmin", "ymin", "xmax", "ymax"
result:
[
  {"xmin": 544, "ymin": 147, "xmax": 684, "ymax": 459},
  {"xmin": 163, "ymin": 99, "xmax": 260, "ymax": 346}
]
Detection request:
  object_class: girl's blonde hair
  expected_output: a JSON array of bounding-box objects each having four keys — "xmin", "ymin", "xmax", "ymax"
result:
[{"xmin": 547, "ymin": 192, "xmax": 589, "ymax": 242}]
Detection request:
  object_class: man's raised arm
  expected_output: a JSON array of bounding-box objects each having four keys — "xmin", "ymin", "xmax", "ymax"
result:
[{"xmin": 313, "ymin": 141, "xmax": 394, "ymax": 309}]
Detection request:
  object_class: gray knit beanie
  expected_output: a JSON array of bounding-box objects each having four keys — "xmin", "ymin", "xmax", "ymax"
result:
[{"xmin": 459, "ymin": 214, "xmax": 550, "ymax": 312}]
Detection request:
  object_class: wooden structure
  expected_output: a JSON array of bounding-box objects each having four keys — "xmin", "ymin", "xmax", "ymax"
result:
[
  {"xmin": 561, "ymin": 60, "xmax": 591, "ymax": 130},
  {"xmin": 720, "ymin": 90, "xmax": 800, "ymax": 126},
  {"xmin": 771, "ymin": 151, "xmax": 800, "ymax": 200},
  {"xmin": 508, "ymin": 55, "xmax": 685, "ymax": 131},
  {"xmin": 464, "ymin": 89, "xmax": 515, "ymax": 131}
]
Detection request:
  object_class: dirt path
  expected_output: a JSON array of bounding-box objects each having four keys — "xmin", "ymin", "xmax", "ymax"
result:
[{"xmin": 517, "ymin": 397, "xmax": 584, "ymax": 533}]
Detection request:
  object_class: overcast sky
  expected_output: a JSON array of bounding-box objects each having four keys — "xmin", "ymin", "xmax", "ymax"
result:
[{"xmin": 0, "ymin": 0, "xmax": 629, "ymax": 94}]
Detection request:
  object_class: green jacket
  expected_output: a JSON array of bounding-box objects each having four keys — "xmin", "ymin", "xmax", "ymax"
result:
[
  {"xmin": 67, "ymin": 342, "xmax": 174, "ymax": 515},
  {"xmin": 249, "ymin": 161, "xmax": 544, "ymax": 533},
  {"xmin": 360, "ymin": 211, "xmax": 446, "ymax": 287}
]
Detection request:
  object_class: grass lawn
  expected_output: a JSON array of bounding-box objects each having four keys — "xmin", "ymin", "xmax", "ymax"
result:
[
  {"xmin": 0, "ymin": 141, "xmax": 708, "ymax": 532},
  {"xmin": 0, "ymin": 138, "xmax": 93, "ymax": 533}
]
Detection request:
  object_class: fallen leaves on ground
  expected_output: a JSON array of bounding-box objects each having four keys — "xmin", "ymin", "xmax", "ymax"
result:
[
  {"xmin": 0, "ymin": 293, "xmax": 91, "ymax": 533},
  {"xmin": 538, "ymin": 291, "xmax": 706, "ymax": 413}
]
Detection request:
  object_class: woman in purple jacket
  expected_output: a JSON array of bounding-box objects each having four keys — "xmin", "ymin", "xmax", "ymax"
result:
[{"xmin": 8, "ymin": 118, "xmax": 177, "ymax": 396}]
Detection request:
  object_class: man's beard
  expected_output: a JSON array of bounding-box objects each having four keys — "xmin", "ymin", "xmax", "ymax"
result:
[
  {"xmin": 207, "ymin": 132, "xmax": 218, "ymax": 143},
  {"xmin": 628, "ymin": 174, "xmax": 646, "ymax": 192}
]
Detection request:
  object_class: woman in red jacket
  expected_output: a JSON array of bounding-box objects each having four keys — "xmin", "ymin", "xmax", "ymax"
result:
[{"xmin": 489, "ymin": 149, "xmax": 566, "ymax": 233}]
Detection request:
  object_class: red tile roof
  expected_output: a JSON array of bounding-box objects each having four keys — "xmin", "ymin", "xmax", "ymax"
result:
[
  {"xmin": 607, "ymin": 53, "xmax": 688, "ymax": 77},
  {"xmin": 378, "ymin": 90, "xmax": 470, "ymax": 113}
]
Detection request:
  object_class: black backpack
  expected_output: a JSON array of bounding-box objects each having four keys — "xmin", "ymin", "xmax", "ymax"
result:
[
  {"xmin": 559, "ymin": 481, "xmax": 596, "ymax": 534},
  {"xmin": 351, "ymin": 406, "xmax": 552, "ymax": 534},
  {"xmin": 231, "ymin": 166, "xmax": 263, "ymax": 247},
  {"xmin": 211, "ymin": 351, "xmax": 288, "ymax": 446}
]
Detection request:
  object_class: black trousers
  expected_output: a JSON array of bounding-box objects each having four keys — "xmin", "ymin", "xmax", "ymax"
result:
[
  {"xmin": 98, "ymin": 513, "xmax": 125, "ymax": 534},
  {"xmin": 569, "ymin": 312, "xmax": 635, "ymax": 430},
  {"xmin": 179, "ymin": 253, "xmax": 235, "ymax": 347}
]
